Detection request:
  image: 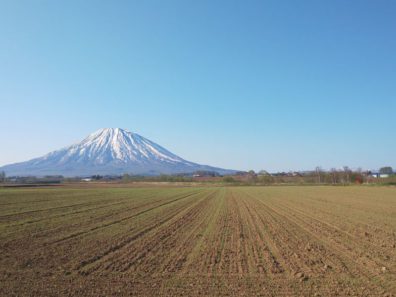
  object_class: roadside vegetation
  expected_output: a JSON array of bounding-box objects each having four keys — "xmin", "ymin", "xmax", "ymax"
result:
[{"xmin": 1, "ymin": 166, "xmax": 395, "ymax": 187}]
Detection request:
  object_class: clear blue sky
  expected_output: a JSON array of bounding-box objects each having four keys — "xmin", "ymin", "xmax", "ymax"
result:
[{"xmin": 0, "ymin": 0, "xmax": 395, "ymax": 172}]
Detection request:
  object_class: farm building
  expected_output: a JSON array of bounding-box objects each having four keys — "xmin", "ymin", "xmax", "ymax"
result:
[{"xmin": 371, "ymin": 172, "xmax": 389, "ymax": 178}]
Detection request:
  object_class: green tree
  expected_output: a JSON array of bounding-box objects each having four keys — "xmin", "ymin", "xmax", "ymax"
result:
[
  {"xmin": 258, "ymin": 174, "xmax": 274, "ymax": 184},
  {"xmin": 379, "ymin": 167, "xmax": 393, "ymax": 175},
  {"xmin": 122, "ymin": 173, "xmax": 131, "ymax": 182},
  {"xmin": 223, "ymin": 176, "xmax": 235, "ymax": 183},
  {"xmin": 258, "ymin": 170, "xmax": 270, "ymax": 176}
]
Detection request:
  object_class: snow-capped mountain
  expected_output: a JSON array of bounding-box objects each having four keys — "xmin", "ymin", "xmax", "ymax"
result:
[{"xmin": 1, "ymin": 128, "xmax": 234, "ymax": 176}]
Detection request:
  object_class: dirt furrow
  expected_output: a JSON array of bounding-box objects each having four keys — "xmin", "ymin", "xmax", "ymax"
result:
[
  {"xmin": 124, "ymin": 191, "xmax": 219, "ymax": 275},
  {"xmin": 49, "ymin": 189, "xmax": 203, "ymax": 245},
  {"xmin": 243, "ymin": 189, "xmax": 393, "ymax": 293},
  {"xmin": 76, "ymin": 190, "xmax": 210, "ymax": 274}
]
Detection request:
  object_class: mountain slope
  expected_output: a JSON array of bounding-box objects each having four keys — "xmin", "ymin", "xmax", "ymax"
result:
[{"xmin": 1, "ymin": 128, "xmax": 234, "ymax": 176}]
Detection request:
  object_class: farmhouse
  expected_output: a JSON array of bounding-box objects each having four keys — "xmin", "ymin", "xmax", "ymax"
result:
[
  {"xmin": 81, "ymin": 178, "xmax": 93, "ymax": 182},
  {"xmin": 371, "ymin": 172, "xmax": 389, "ymax": 178}
]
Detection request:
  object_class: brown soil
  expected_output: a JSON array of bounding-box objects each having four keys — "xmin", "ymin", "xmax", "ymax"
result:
[{"xmin": 0, "ymin": 186, "xmax": 395, "ymax": 296}]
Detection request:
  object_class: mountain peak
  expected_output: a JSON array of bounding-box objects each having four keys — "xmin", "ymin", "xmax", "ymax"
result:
[
  {"xmin": 97, "ymin": 127, "xmax": 128, "ymax": 133},
  {"xmin": 88, "ymin": 128, "xmax": 131, "ymax": 138},
  {"xmin": 1, "ymin": 128, "xmax": 235, "ymax": 176},
  {"xmin": 76, "ymin": 128, "xmax": 182, "ymax": 165}
]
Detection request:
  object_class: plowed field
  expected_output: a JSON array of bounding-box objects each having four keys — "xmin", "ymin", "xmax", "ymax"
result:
[{"xmin": 1, "ymin": 186, "xmax": 395, "ymax": 296}]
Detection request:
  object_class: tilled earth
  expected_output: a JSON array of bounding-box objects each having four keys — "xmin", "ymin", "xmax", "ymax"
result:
[{"xmin": 0, "ymin": 185, "xmax": 395, "ymax": 296}]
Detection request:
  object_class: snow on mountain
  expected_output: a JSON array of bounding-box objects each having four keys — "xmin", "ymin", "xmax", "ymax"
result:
[
  {"xmin": 48, "ymin": 128, "xmax": 189, "ymax": 165},
  {"xmin": 1, "ymin": 128, "xmax": 234, "ymax": 176}
]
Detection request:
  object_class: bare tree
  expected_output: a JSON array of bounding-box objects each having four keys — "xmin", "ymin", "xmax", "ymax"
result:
[
  {"xmin": 0, "ymin": 171, "xmax": 5, "ymax": 183},
  {"xmin": 331, "ymin": 168, "xmax": 337, "ymax": 184},
  {"xmin": 343, "ymin": 166, "xmax": 351, "ymax": 184},
  {"xmin": 315, "ymin": 166, "xmax": 322, "ymax": 184}
]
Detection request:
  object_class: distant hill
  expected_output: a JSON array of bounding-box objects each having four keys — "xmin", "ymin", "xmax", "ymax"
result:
[{"xmin": 1, "ymin": 128, "xmax": 235, "ymax": 177}]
